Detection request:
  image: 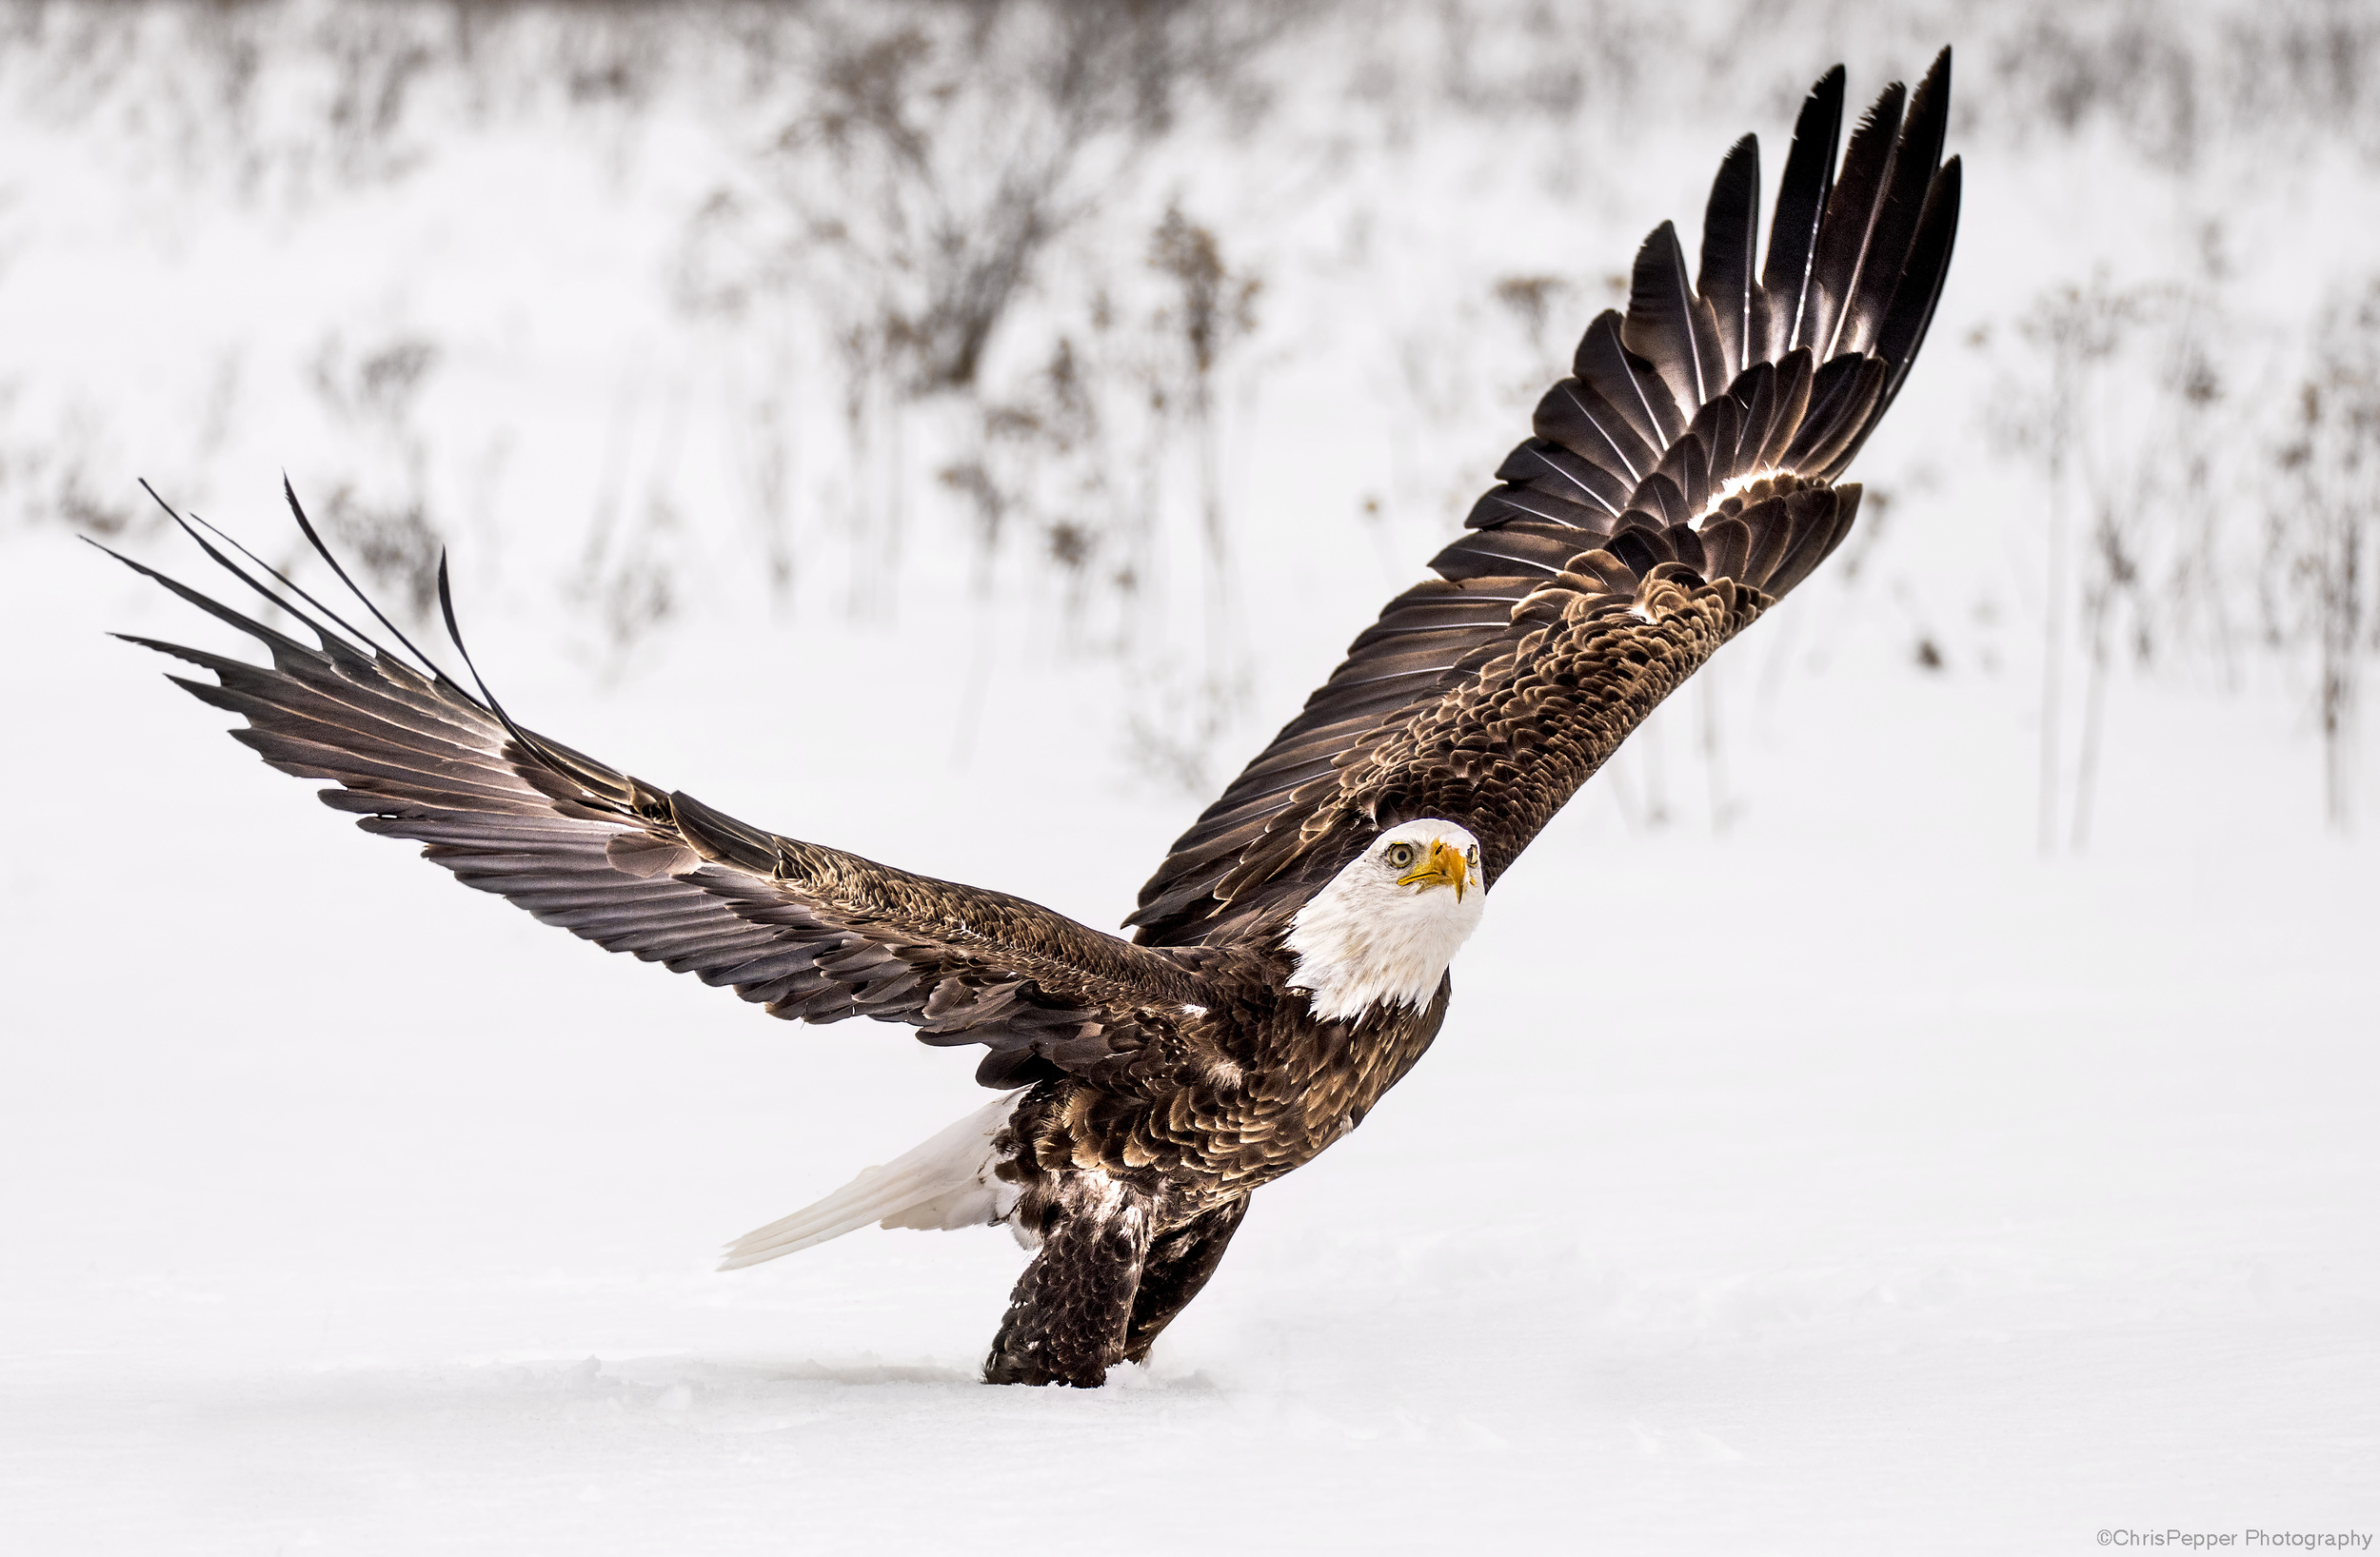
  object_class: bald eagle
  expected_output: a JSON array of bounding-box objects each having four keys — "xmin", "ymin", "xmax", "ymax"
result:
[{"xmin": 103, "ymin": 54, "xmax": 1958, "ymax": 1387}]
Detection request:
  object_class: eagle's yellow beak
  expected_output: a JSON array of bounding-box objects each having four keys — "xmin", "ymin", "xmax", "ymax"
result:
[{"xmin": 1396, "ymin": 838, "xmax": 1470, "ymax": 901}]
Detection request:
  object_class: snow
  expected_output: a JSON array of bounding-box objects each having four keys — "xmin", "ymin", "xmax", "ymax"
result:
[
  {"xmin": 11, "ymin": 554, "xmax": 2373, "ymax": 1553},
  {"xmin": 4, "ymin": 4, "xmax": 2378, "ymax": 1551}
]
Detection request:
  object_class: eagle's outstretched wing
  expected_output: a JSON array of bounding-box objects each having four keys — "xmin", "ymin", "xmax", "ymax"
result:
[
  {"xmin": 106, "ymin": 495, "xmax": 1206, "ymax": 1091},
  {"xmin": 1130, "ymin": 52, "xmax": 1961, "ymax": 948}
]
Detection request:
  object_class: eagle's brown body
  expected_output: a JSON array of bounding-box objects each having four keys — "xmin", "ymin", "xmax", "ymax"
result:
[
  {"xmin": 107, "ymin": 55, "xmax": 1960, "ymax": 1387},
  {"xmin": 988, "ymin": 976, "xmax": 1449, "ymax": 1382},
  {"xmin": 1005, "ymin": 966, "xmax": 1447, "ymax": 1207}
]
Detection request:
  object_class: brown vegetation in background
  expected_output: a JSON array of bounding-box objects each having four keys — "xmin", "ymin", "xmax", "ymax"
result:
[
  {"xmin": 5, "ymin": 0, "xmax": 2378, "ymax": 823},
  {"xmin": 2267, "ymin": 279, "xmax": 2380, "ymax": 831}
]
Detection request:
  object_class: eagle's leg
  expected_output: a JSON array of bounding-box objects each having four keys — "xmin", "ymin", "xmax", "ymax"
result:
[
  {"xmin": 1121, "ymin": 1194, "xmax": 1251, "ymax": 1364},
  {"xmin": 982, "ymin": 1171, "xmax": 1154, "ymax": 1388}
]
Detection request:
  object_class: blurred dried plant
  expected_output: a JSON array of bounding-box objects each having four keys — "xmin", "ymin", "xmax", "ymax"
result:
[
  {"xmin": 1991, "ymin": 275, "xmax": 2259, "ymax": 852},
  {"xmin": 305, "ymin": 332, "xmax": 446, "ymax": 620},
  {"xmin": 2265, "ymin": 278, "xmax": 2380, "ymax": 831}
]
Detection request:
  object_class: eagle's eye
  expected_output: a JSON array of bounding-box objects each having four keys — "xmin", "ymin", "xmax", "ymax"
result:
[
  {"xmin": 1382, "ymin": 841, "xmax": 1418, "ymax": 869},
  {"xmin": 1467, "ymin": 846, "xmax": 1479, "ymax": 868}
]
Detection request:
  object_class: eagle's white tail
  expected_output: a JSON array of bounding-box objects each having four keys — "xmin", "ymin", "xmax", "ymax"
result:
[{"xmin": 717, "ymin": 1090, "xmax": 1026, "ymax": 1271}]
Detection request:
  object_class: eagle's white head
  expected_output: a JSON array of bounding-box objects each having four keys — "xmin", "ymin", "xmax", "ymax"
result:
[{"xmin": 1282, "ymin": 818, "xmax": 1488, "ymax": 1024}]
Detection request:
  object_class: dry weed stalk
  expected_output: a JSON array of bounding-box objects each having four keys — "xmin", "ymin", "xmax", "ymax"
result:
[{"xmin": 2266, "ymin": 278, "xmax": 2380, "ymax": 830}]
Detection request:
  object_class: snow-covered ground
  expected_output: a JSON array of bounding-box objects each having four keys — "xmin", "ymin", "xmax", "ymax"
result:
[
  {"xmin": 4, "ymin": 4, "xmax": 2376, "ymax": 1551},
  {"xmin": 12, "ymin": 539, "xmax": 2376, "ymax": 1552}
]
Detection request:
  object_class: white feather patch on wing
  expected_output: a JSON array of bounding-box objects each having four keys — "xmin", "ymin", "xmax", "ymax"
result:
[{"xmin": 717, "ymin": 1089, "xmax": 1026, "ymax": 1271}]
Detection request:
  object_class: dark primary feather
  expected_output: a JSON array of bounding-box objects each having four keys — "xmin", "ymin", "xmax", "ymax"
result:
[
  {"xmin": 1800, "ymin": 79, "xmax": 1905, "ymax": 362},
  {"xmin": 1839, "ymin": 61, "xmax": 1950, "ymax": 360},
  {"xmin": 1621, "ymin": 221, "xmax": 1715, "ymax": 416},
  {"xmin": 1130, "ymin": 52, "xmax": 1959, "ymax": 948},
  {"xmin": 1697, "ymin": 133, "xmax": 1761, "ymax": 383},
  {"xmin": 106, "ymin": 493, "xmax": 1215, "ymax": 1092},
  {"xmin": 1759, "ymin": 65, "xmax": 1845, "ymax": 359}
]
